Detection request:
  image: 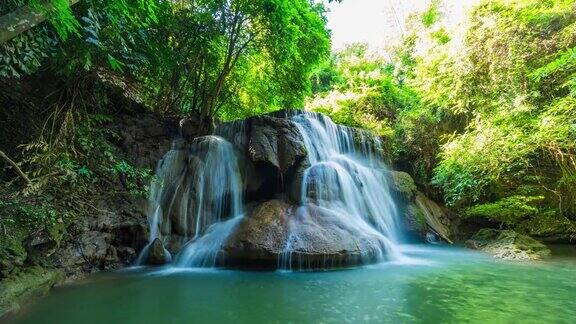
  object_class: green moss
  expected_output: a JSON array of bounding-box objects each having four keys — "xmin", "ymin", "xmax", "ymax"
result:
[
  {"xmin": 390, "ymin": 171, "xmax": 417, "ymax": 199},
  {"xmin": 0, "ymin": 267, "xmax": 64, "ymax": 319},
  {"xmin": 413, "ymin": 207, "xmax": 427, "ymax": 229},
  {"xmin": 467, "ymin": 229, "xmax": 551, "ymax": 260},
  {"xmin": 0, "ymin": 235, "xmax": 26, "ymax": 278},
  {"xmin": 519, "ymin": 212, "xmax": 576, "ymax": 242}
]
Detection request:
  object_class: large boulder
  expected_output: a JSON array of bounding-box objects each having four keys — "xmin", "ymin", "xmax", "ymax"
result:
[
  {"xmin": 247, "ymin": 116, "xmax": 307, "ymax": 175},
  {"xmin": 222, "ymin": 200, "xmax": 290, "ymax": 269},
  {"xmin": 387, "ymin": 171, "xmax": 417, "ymax": 200},
  {"xmin": 222, "ymin": 200, "xmax": 391, "ymax": 270},
  {"xmin": 413, "ymin": 191, "xmax": 453, "ymax": 243},
  {"xmin": 466, "ymin": 229, "xmax": 551, "ymax": 261}
]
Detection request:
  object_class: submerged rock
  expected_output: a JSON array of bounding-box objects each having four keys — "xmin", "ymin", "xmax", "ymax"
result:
[
  {"xmin": 146, "ymin": 238, "xmax": 172, "ymax": 266},
  {"xmin": 0, "ymin": 267, "xmax": 64, "ymax": 319},
  {"xmin": 466, "ymin": 229, "xmax": 551, "ymax": 261}
]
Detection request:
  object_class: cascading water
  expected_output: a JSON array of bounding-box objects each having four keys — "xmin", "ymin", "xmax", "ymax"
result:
[
  {"xmin": 136, "ymin": 135, "xmax": 244, "ymax": 267},
  {"xmin": 137, "ymin": 110, "xmax": 404, "ymax": 270},
  {"xmin": 278, "ymin": 112, "xmax": 402, "ymax": 269}
]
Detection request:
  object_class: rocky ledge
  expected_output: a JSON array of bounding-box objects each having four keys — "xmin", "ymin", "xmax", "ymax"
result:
[
  {"xmin": 145, "ymin": 110, "xmax": 457, "ymax": 270},
  {"xmin": 466, "ymin": 229, "xmax": 551, "ymax": 261}
]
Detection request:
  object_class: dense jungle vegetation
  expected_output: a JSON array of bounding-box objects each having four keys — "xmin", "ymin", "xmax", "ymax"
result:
[
  {"xmin": 0, "ymin": 0, "xmax": 575, "ymax": 282},
  {"xmin": 308, "ymin": 0, "xmax": 576, "ymax": 241}
]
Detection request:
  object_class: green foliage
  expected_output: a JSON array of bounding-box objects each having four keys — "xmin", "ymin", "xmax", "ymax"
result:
[
  {"xmin": 394, "ymin": 0, "xmax": 576, "ymax": 225},
  {"xmin": 0, "ymin": 197, "xmax": 68, "ymax": 232},
  {"xmin": 1, "ymin": 1, "xmax": 329, "ymax": 126},
  {"xmin": 293, "ymin": 0, "xmax": 575, "ymax": 234},
  {"xmin": 28, "ymin": 0, "xmax": 80, "ymax": 40},
  {"xmin": 518, "ymin": 211, "xmax": 576, "ymax": 241},
  {"xmin": 464, "ymin": 195, "xmax": 543, "ymax": 226},
  {"xmin": 19, "ymin": 109, "xmax": 152, "ymax": 198},
  {"xmin": 0, "ymin": 28, "xmax": 57, "ymax": 78},
  {"xmin": 307, "ymin": 43, "xmax": 419, "ymax": 154},
  {"xmin": 110, "ymin": 161, "xmax": 153, "ymax": 197},
  {"xmin": 0, "ymin": 0, "xmax": 160, "ymax": 77},
  {"xmin": 430, "ymin": 28, "xmax": 450, "ymax": 45},
  {"xmin": 137, "ymin": 0, "xmax": 330, "ymax": 124},
  {"xmin": 421, "ymin": 0, "xmax": 441, "ymax": 28}
]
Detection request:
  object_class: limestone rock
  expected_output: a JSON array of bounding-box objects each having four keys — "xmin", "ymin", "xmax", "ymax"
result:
[
  {"xmin": 466, "ymin": 229, "xmax": 551, "ymax": 261},
  {"xmin": 146, "ymin": 238, "xmax": 172, "ymax": 266},
  {"xmin": 387, "ymin": 171, "xmax": 417, "ymax": 200},
  {"xmin": 222, "ymin": 200, "xmax": 290, "ymax": 268},
  {"xmin": 413, "ymin": 191, "xmax": 453, "ymax": 243},
  {"xmin": 247, "ymin": 116, "xmax": 307, "ymax": 175},
  {"xmin": 222, "ymin": 200, "xmax": 390, "ymax": 269}
]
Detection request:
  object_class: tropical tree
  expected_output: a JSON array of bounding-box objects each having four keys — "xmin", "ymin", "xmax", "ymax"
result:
[{"xmin": 139, "ymin": 0, "xmax": 330, "ymax": 132}]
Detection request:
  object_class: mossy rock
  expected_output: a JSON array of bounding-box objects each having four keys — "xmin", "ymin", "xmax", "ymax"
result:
[
  {"xmin": 388, "ymin": 171, "xmax": 417, "ymax": 199},
  {"xmin": 403, "ymin": 203, "xmax": 428, "ymax": 233},
  {"xmin": 0, "ymin": 233, "xmax": 27, "ymax": 278},
  {"xmin": 466, "ymin": 229, "xmax": 551, "ymax": 261},
  {"xmin": 0, "ymin": 267, "xmax": 64, "ymax": 319},
  {"xmin": 519, "ymin": 213, "xmax": 576, "ymax": 243}
]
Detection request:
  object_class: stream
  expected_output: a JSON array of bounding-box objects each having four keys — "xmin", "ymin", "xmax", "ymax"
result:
[{"xmin": 8, "ymin": 244, "xmax": 576, "ymax": 324}]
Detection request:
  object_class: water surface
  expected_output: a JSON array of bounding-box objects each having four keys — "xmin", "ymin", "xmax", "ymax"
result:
[{"xmin": 9, "ymin": 245, "xmax": 576, "ymax": 324}]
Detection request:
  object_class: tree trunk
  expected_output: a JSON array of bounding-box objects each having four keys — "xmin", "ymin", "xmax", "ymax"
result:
[{"xmin": 0, "ymin": 0, "xmax": 80, "ymax": 44}]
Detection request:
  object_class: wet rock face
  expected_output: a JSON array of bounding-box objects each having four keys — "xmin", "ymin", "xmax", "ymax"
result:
[
  {"xmin": 222, "ymin": 200, "xmax": 388, "ymax": 270},
  {"xmin": 146, "ymin": 238, "xmax": 172, "ymax": 266},
  {"xmin": 466, "ymin": 229, "xmax": 551, "ymax": 261},
  {"xmin": 114, "ymin": 113, "xmax": 180, "ymax": 170},
  {"xmin": 239, "ymin": 115, "xmax": 308, "ymax": 202},
  {"xmin": 50, "ymin": 199, "xmax": 149, "ymax": 274},
  {"xmin": 222, "ymin": 200, "xmax": 290, "ymax": 269},
  {"xmin": 247, "ymin": 116, "xmax": 307, "ymax": 173},
  {"xmin": 387, "ymin": 171, "xmax": 455, "ymax": 243}
]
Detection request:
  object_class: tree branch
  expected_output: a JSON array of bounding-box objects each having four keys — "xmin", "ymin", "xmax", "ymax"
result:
[{"xmin": 0, "ymin": 150, "xmax": 31, "ymax": 186}]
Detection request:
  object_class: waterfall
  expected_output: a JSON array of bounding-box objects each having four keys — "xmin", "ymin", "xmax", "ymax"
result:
[
  {"xmin": 137, "ymin": 110, "xmax": 403, "ymax": 270},
  {"xmin": 136, "ymin": 135, "xmax": 244, "ymax": 267},
  {"xmin": 278, "ymin": 112, "xmax": 402, "ymax": 269}
]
